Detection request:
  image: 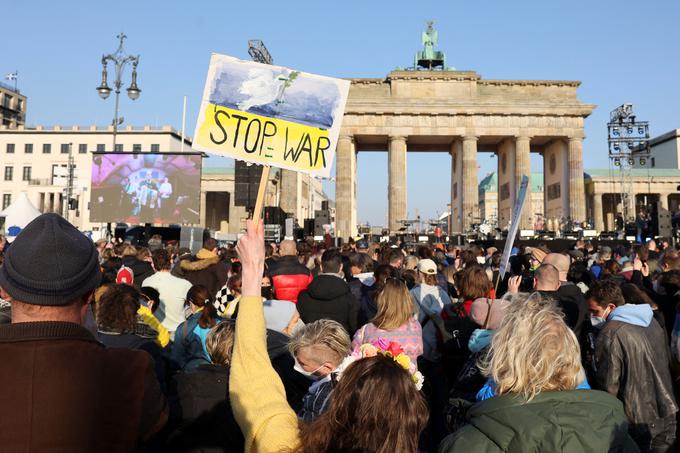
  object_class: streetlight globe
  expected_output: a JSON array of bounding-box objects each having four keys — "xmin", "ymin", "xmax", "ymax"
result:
[
  {"xmin": 97, "ymin": 85, "xmax": 111, "ymax": 99},
  {"xmin": 127, "ymin": 86, "xmax": 141, "ymax": 100}
]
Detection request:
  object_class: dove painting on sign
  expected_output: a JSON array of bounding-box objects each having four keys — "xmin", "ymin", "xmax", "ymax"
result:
[{"xmin": 193, "ymin": 53, "xmax": 350, "ymax": 178}]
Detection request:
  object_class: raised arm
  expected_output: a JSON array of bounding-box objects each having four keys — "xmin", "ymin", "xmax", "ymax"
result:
[{"xmin": 229, "ymin": 219, "xmax": 300, "ymax": 452}]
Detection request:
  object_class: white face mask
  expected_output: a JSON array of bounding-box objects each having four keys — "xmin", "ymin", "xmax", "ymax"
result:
[
  {"xmin": 590, "ymin": 315, "xmax": 606, "ymax": 328},
  {"xmin": 294, "ymin": 358, "xmax": 324, "ymax": 381},
  {"xmin": 590, "ymin": 307, "xmax": 611, "ymax": 328}
]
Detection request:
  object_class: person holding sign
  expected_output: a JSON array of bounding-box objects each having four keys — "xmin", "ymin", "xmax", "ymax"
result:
[{"xmin": 229, "ymin": 220, "xmax": 428, "ymax": 452}]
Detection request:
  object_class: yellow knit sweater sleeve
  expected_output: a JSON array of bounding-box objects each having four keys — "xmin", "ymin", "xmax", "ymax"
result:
[
  {"xmin": 136, "ymin": 305, "xmax": 170, "ymax": 348},
  {"xmin": 230, "ymin": 295, "xmax": 300, "ymax": 453}
]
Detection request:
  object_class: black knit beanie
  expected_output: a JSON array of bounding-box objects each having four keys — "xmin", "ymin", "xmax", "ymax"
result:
[{"xmin": 0, "ymin": 213, "xmax": 101, "ymax": 306}]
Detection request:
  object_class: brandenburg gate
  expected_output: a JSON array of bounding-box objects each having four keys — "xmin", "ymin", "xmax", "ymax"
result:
[{"xmin": 333, "ymin": 68, "xmax": 595, "ymax": 239}]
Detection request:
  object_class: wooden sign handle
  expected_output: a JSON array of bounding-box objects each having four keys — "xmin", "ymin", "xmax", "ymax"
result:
[{"xmin": 252, "ymin": 165, "xmax": 271, "ymax": 227}]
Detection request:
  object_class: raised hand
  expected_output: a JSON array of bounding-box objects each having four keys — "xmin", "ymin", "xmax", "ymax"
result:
[
  {"xmin": 508, "ymin": 275, "xmax": 522, "ymax": 294},
  {"xmin": 236, "ymin": 219, "xmax": 265, "ymax": 297}
]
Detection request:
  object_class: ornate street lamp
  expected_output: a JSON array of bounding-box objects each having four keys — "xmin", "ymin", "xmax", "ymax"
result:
[{"xmin": 96, "ymin": 32, "xmax": 141, "ymax": 151}]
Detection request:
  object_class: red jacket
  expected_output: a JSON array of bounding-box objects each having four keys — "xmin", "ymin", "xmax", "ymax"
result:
[{"xmin": 268, "ymin": 256, "xmax": 313, "ymax": 303}]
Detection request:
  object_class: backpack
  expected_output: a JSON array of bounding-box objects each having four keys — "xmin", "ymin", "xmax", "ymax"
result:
[
  {"xmin": 438, "ymin": 302, "xmax": 478, "ymax": 378},
  {"xmin": 116, "ymin": 265, "xmax": 134, "ymax": 285}
]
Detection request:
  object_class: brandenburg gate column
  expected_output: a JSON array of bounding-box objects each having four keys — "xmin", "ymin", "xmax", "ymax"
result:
[
  {"xmin": 461, "ymin": 135, "xmax": 479, "ymax": 231},
  {"xmin": 388, "ymin": 135, "xmax": 408, "ymax": 232},
  {"xmin": 593, "ymin": 192, "xmax": 604, "ymax": 232},
  {"xmin": 336, "ymin": 135, "xmax": 357, "ymax": 239},
  {"xmin": 450, "ymin": 140, "xmax": 463, "ymax": 233},
  {"xmin": 515, "ymin": 135, "xmax": 532, "ymax": 229},
  {"xmin": 568, "ymin": 136, "xmax": 586, "ymax": 223}
]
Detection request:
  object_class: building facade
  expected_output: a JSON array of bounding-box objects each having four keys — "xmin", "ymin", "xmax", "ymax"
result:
[
  {"xmin": 0, "ymin": 82, "xmax": 26, "ymax": 128},
  {"xmin": 638, "ymin": 129, "xmax": 680, "ymax": 169}
]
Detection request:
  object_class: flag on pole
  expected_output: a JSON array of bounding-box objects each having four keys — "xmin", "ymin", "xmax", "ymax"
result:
[{"xmin": 5, "ymin": 72, "xmax": 17, "ymax": 81}]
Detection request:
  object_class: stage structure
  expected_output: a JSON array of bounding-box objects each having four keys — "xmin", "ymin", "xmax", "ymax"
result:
[
  {"xmin": 302, "ymin": 23, "xmax": 595, "ymax": 238},
  {"xmin": 607, "ymin": 103, "xmax": 651, "ymax": 222}
]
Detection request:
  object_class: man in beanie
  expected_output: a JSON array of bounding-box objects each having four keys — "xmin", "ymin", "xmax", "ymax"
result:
[{"xmin": 0, "ymin": 213, "xmax": 167, "ymax": 451}]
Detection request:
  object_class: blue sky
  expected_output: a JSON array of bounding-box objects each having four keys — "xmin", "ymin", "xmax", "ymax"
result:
[{"xmin": 3, "ymin": 0, "xmax": 680, "ymax": 226}]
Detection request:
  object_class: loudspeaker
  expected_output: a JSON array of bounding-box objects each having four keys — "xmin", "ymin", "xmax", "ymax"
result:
[
  {"xmin": 314, "ymin": 210, "xmax": 330, "ymax": 223},
  {"xmin": 304, "ymin": 218, "xmax": 315, "ymax": 236},
  {"xmin": 314, "ymin": 210, "xmax": 331, "ymax": 236},
  {"xmin": 234, "ymin": 161, "xmax": 263, "ymax": 207},
  {"xmin": 294, "ymin": 228, "xmax": 305, "ymax": 241},
  {"xmin": 263, "ymin": 206, "xmax": 286, "ymax": 226},
  {"xmin": 658, "ymin": 206, "xmax": 672, "ymax": 238},
  {"xmin": 321, "ymin": 200, "xmax": 329, "ymax": 211}
]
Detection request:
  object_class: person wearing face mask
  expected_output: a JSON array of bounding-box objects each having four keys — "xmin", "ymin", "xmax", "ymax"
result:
[
  {"xmin": 288, "ymin": 319, "xmax": 351, "ymax": 422},
  {"xmin": 587, "ymin": 280, "xmax": 678, "ymax": 453}
]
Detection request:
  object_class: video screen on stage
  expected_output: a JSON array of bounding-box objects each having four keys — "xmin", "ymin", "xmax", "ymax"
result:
[{"xmin": 90, "ymin": 152, "xmax": 202, "ymax": 225}]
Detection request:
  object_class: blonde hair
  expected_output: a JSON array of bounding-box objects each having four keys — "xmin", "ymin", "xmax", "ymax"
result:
[
  {"xmin": 206, "ymin": 322, "xmax": 235, "ymax": 366},
  {"xmin": 372, "ymin": 279, "xmax": 416, "ymax": 330},
  {"xmin": 404, "ymin": 255, "xmax": 419, "ymax": 271},
  {"xmin": 121, "ymin": 245, "xmax": 137, "ymax": 257},
  {"xmin": 443, "ymin": 265, "xmax": 457, "ymax": 285},
  {"xmin": 480, "ymin": 292, "xmax": 584, "ymax": 401},
  {"xmin": 288, "ymin": 319, "xmax": 351, "ymax": 366}
]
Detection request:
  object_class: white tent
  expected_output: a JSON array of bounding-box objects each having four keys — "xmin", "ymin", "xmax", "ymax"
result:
[{"xmin": 0, "ymin": 192, "xmax": 42, "ymax": 242}]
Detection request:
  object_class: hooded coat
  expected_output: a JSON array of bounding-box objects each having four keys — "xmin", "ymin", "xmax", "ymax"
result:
[
  {"xmin": 297, "ymin": 274, "xmax": 359, "ymax": 335},
  {"xmin": 174, "ymin": 249, "xmax": 228, "ymax": 298},
  {"xmin": 439, "ymin": 390, "xmax": 638, "ymax": 453},
  {"xmin": 595, "ymin": 303, "xmax": 678, "ymax": 428}
]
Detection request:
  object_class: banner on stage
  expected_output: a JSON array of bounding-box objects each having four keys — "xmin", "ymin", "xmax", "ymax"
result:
[
  {"xmin": 498, "ymin": 175, "xmax": 529, "ymax": 280},
  {"xmin": 193, "ymin": 53, "xmax": 350, "ymax": 178}
]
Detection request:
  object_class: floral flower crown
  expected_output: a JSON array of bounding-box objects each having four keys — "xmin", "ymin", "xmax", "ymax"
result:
[{"xmin": 336, "ymin": 338, "xmax": 424, "ymax": 390}]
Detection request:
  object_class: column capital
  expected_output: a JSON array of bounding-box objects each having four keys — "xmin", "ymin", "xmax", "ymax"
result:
[
  {"xmin": 567, "ymin": 135, "xmax": 584, "ymax": 143},
  {"xmin": 389, "ymin": 135, "xmax": 408, "ymax": 143},
  {"xmin": 514, "ymin": 134, "xmax": 532, "ymax": 141},
  {"xmin": 338, "ymin": 134, "xmax": 354, "ymax": 143},
  {"xmin": 462, "ymin": 134, "xmax": 479, "ymax": 142}
]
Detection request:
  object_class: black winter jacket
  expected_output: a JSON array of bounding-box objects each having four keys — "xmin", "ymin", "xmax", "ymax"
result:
[
  {"xmin": 167, "ymin": 364, "xmax": 244, "ymax": 452},
  {"xmin": 557, "ymin": 282, "xmax": 588, "ymax": 339},
  {"xmin": 297, "ymin": 274, "xmax": 359, "ymax": 335},
  {"xmin": 121, "ymin": 256, "xmax": 155, "ymax": 288}
]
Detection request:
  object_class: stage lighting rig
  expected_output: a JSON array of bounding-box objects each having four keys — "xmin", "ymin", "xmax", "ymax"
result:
[{"xmin": 607, "ymin": 103, "xmax": 650, "ymax": 223}]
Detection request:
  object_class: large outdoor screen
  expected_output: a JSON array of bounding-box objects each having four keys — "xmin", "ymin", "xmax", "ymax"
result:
[{"xmin": 90, "ymin": 152, "xmax": 202, "ymax": 225}]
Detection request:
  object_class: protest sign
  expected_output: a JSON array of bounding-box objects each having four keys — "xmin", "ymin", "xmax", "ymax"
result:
[
  {"xmin": 498, "ymin": 175, "xmax": 529, "ymax": 283},
  {"xmin": 193, "ymin": 53, "xmax": 350, "ymax": 178}
]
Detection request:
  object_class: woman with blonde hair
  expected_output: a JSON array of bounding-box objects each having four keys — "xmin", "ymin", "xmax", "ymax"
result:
[
  {"xmin": 352, "ymin": 278, "xmax": 423, "ymax": 363},
  {"xmin": 439, "ymin": 292, "xmax": 638, "ymax": 452}
]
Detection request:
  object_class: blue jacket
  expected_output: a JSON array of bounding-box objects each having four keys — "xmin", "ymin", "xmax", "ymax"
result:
[{"xmin": 172, "ymin": 312, "xmax": 223, "ymax": 371}]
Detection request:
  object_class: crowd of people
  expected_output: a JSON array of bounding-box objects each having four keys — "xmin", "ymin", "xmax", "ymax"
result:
[{"xmin": 3, "ymin": 213, "xmax": 680, "ymax": 452}]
